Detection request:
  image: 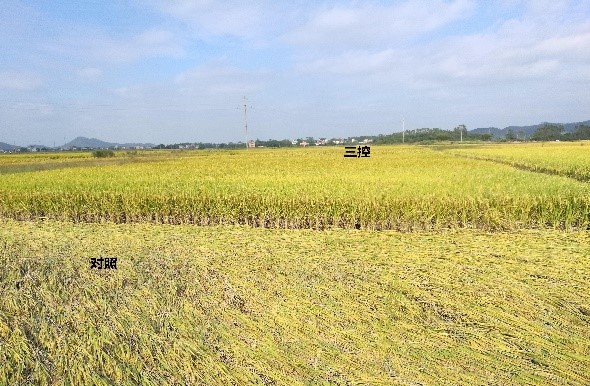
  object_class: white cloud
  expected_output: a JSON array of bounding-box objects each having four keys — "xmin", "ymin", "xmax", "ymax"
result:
[
  {"xmin": 295, "ymin": 1, "xmax": 590, "ymax": 88},
  {"xmin": 287, "ymin": 1, "xmax": 478, "ymax": 78},
  {"xmin": 77, "ymin": 67, "xmax": 103, "ymax": 80},
  {"xmin": 0, "ymin": 71, "xmax": 42, "ymax": 90},
  {"xmin": 532, "ymin": 31, "xmax": 590, "ymax": 60},
  {"xmin": 174, "ymin": 61, "xmax": 265, "ymax": 95},
  {"xmin": 147, "ymin": 0, "xmax": 271, "ymax": 41},
  {"xmin": 112, "ymin": 87, "xmax": 134, "ymax": 98},
  {"xmin": 415, "ymin": 15, "xmax": 590, "ymax": 85},
  {"xmin": 44, "ymin": 28, "xmax": 184, "ymax": 64},
  {"xmin": 298, "ymin": 49, "xmax": 398, "ymax": 75},
  {"xmin": 287, "ymin": 0, "xmax": 475, "ymax": 49},
  {"xmin": 96, "ymin": 28, "xmax": 184, "ymax": 63}
]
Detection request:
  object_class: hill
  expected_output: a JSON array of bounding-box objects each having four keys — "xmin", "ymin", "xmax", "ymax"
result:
[
  {"xmin": 0, "ymin": 142, "xmax": 19, "ymax": 151},
  {"xmin": 63, "ymin": 137, "xmax": 116, "ymax": 148},
  {"xmin": 471, "ymin": 120, "xmax": 590, "ymax": 139},
  {"xmin": 63, "ymin": 136, "xmax": 154, "ymax": 149}
]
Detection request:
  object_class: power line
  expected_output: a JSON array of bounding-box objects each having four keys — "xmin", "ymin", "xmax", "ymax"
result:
[{"xmin": 0, "ymin": 102, "xmax": 236, "ymax": 112}]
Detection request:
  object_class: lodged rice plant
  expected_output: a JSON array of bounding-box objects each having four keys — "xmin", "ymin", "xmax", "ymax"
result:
[{"xmin": 1, "ymin": 219, "xmax": 589, "ymax": 385}]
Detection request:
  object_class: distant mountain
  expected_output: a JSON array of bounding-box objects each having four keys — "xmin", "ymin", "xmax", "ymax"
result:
[
  {"xmin": 62, "ymin": 137, "xmax": 154, "ymax": 149},
  {"xmin": 470, "ymin": 120, "xmax": 590, "ymax": 139},
  {"xmin": 563, "ymin": 120, "xmax": 590, "ymax": 132},
  {"xmin": 0, "ymin": 142, "xmax": 19, "ymax": 151},
  {"xmin": 63, "ymin": 137, "xmax": 115, "ymax": 148},
  {"xmin": 503, "ymin": 123, "xmax": 554, "ymax": 138},
  {"xmin": 470, "ymin": 127, "xmax": 503, "ymax": 138}
]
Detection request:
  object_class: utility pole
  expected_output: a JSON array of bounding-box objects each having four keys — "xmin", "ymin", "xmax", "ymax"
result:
[
  {"xmin": 243, "ymin": 96, "xmax": 248, "ymax": 149},
  {"xmin": 402, "ymin": 118, "xmax": 405, "ymax": 143},
  {"xmin": 457, "ymin": 124, "xmax": 465, "ymax": 142}
]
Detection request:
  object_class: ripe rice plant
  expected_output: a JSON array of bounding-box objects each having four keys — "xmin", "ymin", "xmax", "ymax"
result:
[
  {"xmin": 446, "ymin": 141, "xmax": 590, "ymax": 182},
  {"xmin": 0, "ymin": 146, "xmax": 589, "ymax": 230}
]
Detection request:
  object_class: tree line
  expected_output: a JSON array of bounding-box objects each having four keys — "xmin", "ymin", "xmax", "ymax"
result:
[
  {"xmin": 153, "ymin": 124, "xmax": 590, "ymax": 150},
  {"xmin": 508, "ymin": 124, "xmax": 590, "ymax": 141}
]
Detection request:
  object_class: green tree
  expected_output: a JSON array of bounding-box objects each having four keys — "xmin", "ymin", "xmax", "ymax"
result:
[
  {"xmin": 505, "ymin": 129, "xmax": 516, "ymax": 141},
  {"xmin": 531, "ymin": 124, "xmax": 564, "ymax": 141},
  {"xmin": 574, "ymin": 125, "xmax": 590, "ymax": 140},
  {"xmin": 92, "ymin": 150, "xmax": 115, "ymax": 158}
]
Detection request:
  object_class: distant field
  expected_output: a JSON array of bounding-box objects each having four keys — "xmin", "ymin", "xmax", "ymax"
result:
[
  {"xmin": 0, "ymin": 144, "xmax": 589, "ymax": 230},
  {"xmin": 0, "ymin": 150, "xmax": 183, "ymax": 174},
  {"xmin": 445, "ymin": 141, "xmax": 590, "ymax": 182},
  {"xmin": 2, "ymin": 220, "xmax": 589, "ymax": 385}
]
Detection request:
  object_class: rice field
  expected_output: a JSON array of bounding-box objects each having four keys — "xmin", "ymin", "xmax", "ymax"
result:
[
  {"xmin": 2, "ymin": 219, "xmax": 589, "ymax": 385},
  {"xmin": 0, "ymin": 150, "xmax": 183, "ymax": 175},
  {"xmin": 1, "ymin": 142, "xmax": 589, "ymax": 384},
  {"xmin": 0, "ymin": 145, "xmax": 589, "ymax": 230},
  {"xmin": 445, "ymin": 141, "xmax": 590, "ymax": 182}
]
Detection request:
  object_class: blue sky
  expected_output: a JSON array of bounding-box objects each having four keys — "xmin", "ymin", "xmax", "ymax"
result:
[{"xmin": 1, "ymin": 0, "xmax": 589, "ymax": 146}]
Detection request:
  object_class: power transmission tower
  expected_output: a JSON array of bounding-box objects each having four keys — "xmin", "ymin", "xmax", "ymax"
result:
[{"xmin": 242, "ymin": 96, "xmax": 249, "ymax": 149}]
